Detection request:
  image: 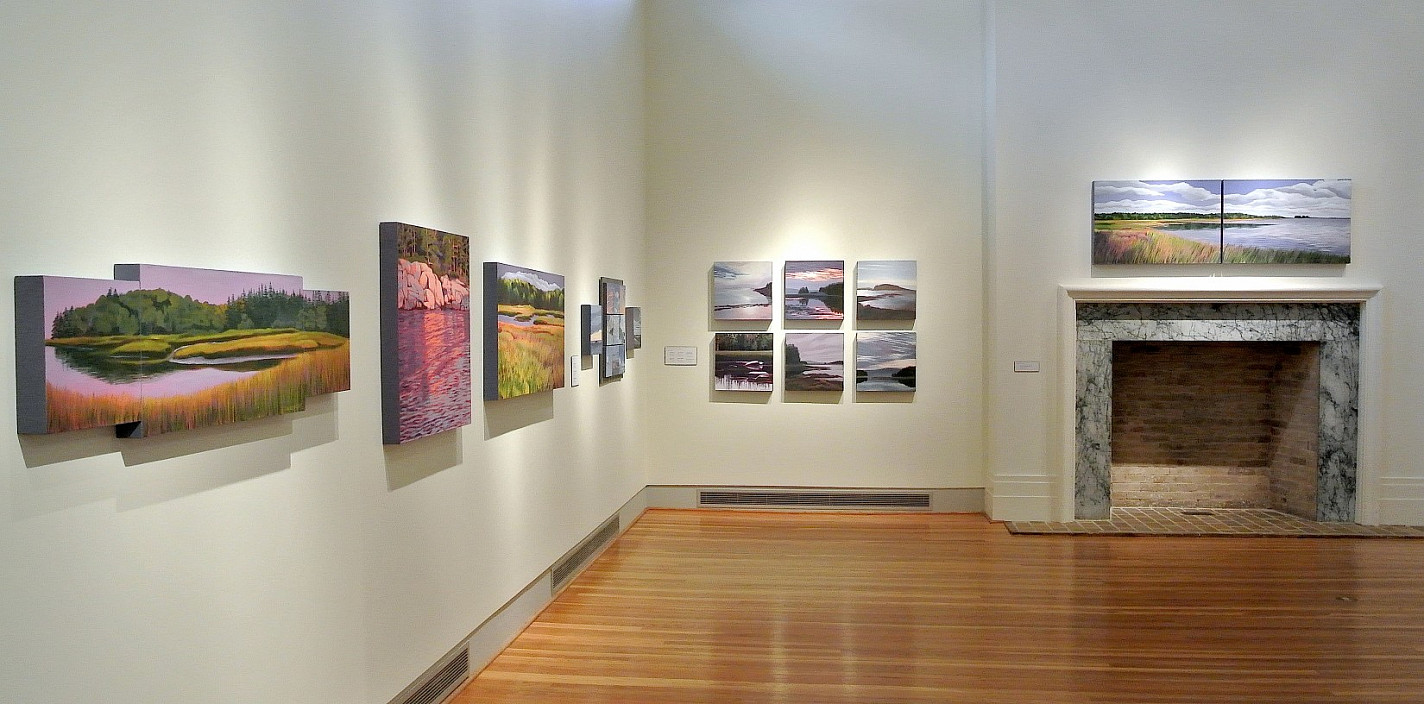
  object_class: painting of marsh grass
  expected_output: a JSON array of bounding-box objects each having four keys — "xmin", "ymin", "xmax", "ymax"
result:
[
  {"xmin": 20, "ymin": 266, "xmax": 350, "ymax": 436},
  {"xmin": 1092, "ymin": 180, "xmax": 1224, "ymax": 264},
  {"xmin": 485, "ymin": 262, "xmax": 565, "ymax": 400}
]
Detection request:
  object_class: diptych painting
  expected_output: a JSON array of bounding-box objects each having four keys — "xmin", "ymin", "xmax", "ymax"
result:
[
  {"xmin": 484, "ymin": 262, "xmax": 566, "ymax": 401},
  {"xmin": 784, "ymin": 333, "xmax": 843, "ymax": 391},
  {"xmin": 380, "ymin": 222, "xmax": 471, "ymax": 443},
  {"xmin": 714, "ymin": 332, "xmax": 773, "ymax": 391},
  {"xmin": 784, "ymin": 260, "xmax": 845, "ymax": 320},
  {"xmin": 18, "ymin": 265, "xmax": 351, "ymax": 437},
  {"xmin": 712, "ymin": 261, "xmax": 774, "ymax": 321},
  {"xmin": 580, "ymin": 304, "xmax": 603, "ymax": 356},
  {"xmin": 855, "ymin": 260, "xmax": 916, "ymax": 321},
  {"xmin": 1093, "ymin": 179, "xmax": 1350, "ymax": 264},
  {"xmin": 855, "ymin": 332, "xmax": 915, "ymax": 392}
]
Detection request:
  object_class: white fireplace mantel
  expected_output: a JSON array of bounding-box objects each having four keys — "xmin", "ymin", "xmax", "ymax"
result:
[{"xmin": 1054, "ymin": 278, "xmax": 1385, "ymax": 524}]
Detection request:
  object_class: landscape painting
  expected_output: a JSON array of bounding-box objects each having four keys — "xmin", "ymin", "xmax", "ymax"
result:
[
  {"xmin": 628, "ymin": 307, "xmax": 642, "ymax": 349},
  {"xmin": 603, "ymin": 342, "xmax": 626, "ymax": 378},
  {"xmin": 712, "ymin": 261, "xmax": 773, "ymax": 320},
  {"xmin": 601, "ymin": 277, "xmax": 625, "ymax": 315},
  {"xmin": 1221, "ymin": 179, "xmax": 1351, "ymax": 263},
  {"xmin": 484, "ymin": 262, "xmax": 566, "ymax": 401},
  {"xmin": 784, "ymin": 260, "xmax": 845, "ymax": 320},
  {"xmin": 17, "ymin": 265, "xmax": 351, "ymax": 437},
  {"xmin": 784, "ymin": 333, "xmax": 843, "ymax": 391},
  {"xmin": 1093, "ymin": 180, "xmax": 1224, "ymax": 264},
  {"xmin": 380, "ymin": 222, "xmax": 471, "ymax": 444},
  {"xmin": 580, "ymin": 304, "xmax": 603, "ymax": 356},
  {"xmin": 855, "ymin": 260, "xmax": 916, "ymax": 321},
  {"xmin": 714, "ymin": 332, "xmax": 773, "ymax": 391},
  {"xmin": 856, "ymin": 332, "xmax": 916, "ymax": 392}
]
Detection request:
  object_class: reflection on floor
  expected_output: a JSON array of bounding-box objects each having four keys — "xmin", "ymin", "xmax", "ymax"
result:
[{"xmin": 1006, "ymin": 507, "xmax": 1424, "ymax": 537}]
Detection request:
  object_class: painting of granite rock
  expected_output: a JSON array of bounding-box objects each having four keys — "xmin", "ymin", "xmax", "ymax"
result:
[
  {"xmin": 714, "ymin": 332, "xmax": 773, "ymax": 391},
  {"xmin": 601, "ymin": 277, "xmax": 625, "ymax": 315},
  {"xmin": 784, "ymin": 260, "xmax": 845, "ymax": 320},
  {"xmin": 580, "ymin": 304, "xmax": 603, "ymax": 356},
  {"xmin": 17, "ymin": 265, "xmax": 351, "ymax": 437},
  {"xmin": 380, "ymin": 222, "xmax": 471, "ymax": 444},
  {"xmin": 712, "ymin": 261, "xmax": 773, "ymax": 321},
  {"xmin": 603, "ymin": 341, "xmax": 626, "ymax": 378},
  {"xmin": 1221, "ymin": 180, "xmax": 1351, "ymax": 263},
  {"xmin": 855, "ymin": 260, "xmax": 916, "ymax": 321},
  {"xmin": 856, "ymin": 332, "xmax": 915, "ymax": 392},
  {"xmin": 1093, "ymin": 180, "xmax": 1224, "ymax": 264},
  {"xmin": 785, "ymin": 333, "xmax": 843, "ymax": 391},
  {"xmin": 484, "ymin": 262, "xmax": 566, "ymax": 401},
  {"xmin": 628, "ymin": 307, "xmax": 642, "ymax": 349}
]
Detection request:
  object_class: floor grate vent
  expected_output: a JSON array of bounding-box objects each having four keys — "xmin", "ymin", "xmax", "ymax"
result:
[
  {"xmin": 551, "ymin": 515, "xmax": 620, "ymax": 592},
  {"xmin": 698, "ymin": 490, "xmax": 932, "ymax": 510},
  {"xmin": 389, "ymin": 645, "xmax": 468, "ymax": 704}
]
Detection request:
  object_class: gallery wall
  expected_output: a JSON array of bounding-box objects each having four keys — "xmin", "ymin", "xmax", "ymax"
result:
[
  {"xmin": 640, "ymin": 0, "xmax": 987, "ymax": 490},
  {"xmin": 0, "ymin": 2, "xmax": 646, "ymax": 703},
  {"xmin": 985, "ymin": 0, "xmax": 1424, "ymax": 522}
]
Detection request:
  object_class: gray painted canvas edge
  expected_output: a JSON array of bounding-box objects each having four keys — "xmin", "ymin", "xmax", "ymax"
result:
[
  {"xmin": 378, "ymin": 222, "xmax": 402, "ymax": 444},
  {"xmin": 482, "ymin": 261, "xmax": 500, "ymax": 401},
  {"xmin": 14, "ymin": 277, "xmax": 47, "ymax": 434}
]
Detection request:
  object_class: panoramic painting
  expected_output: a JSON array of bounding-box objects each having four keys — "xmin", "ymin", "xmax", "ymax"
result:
[
  {"xmin": 1093, "ymin": 180, "xmax": 1224, "ymax": 264},
  {"xmin": 17, "ymin": 265, "xmax": 351, "ymax": 437},
  {"xmin": 784, "ymin": 333, "xmax": 844, "ymax": 392},
  {"xmin": 784, "ymin": 260, "xmax": 845, "ymax": 320},
  {"xmin": 1221, "ymin": 179, "xmax": 1351, "ymax": 263},
  {"xmin": 484, "ymin": 262, "xmax": 566, "ymax": 401},
  {"xmin": 580, "ymin": 304, "xmax": 603, "ymax": 356},
  {"xmin": 712, "ymin": 261, "xmax": 774, "ymax": 321},
  {"xmin": 380, "ymin": 222, "xmax": 471, "ymax": 444},
  {"xmin": 855, "ymin": 260, "xmax": 917, "ymax": 321},
  {"xmin": 856, "ymin": 332, "xmax": 916, "ymax": 392},
  {"xmin": 628, "ymin": 307, "xmax": 642, "ymax": 349},
  {"xmin": 714, "ymin": 332, "xmax": 773, "ymax": 391}
]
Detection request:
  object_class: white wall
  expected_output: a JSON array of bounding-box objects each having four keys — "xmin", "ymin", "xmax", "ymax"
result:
[
  {"xmin": 0, "ymin": 2, "xmax": 646, "ymax": 703},
  {"xmin": 641, "ymin": 0, "xmax": 986, "ymax": 490},
  {"xmin": 986, "ymin": 0, "xmax": 1424, "ymax": 522}
]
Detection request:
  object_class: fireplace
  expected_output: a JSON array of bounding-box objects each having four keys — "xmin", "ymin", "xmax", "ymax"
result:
[{"xmin": 1071, "ymin": 299, "xmax": 1362, "ymax": 521}]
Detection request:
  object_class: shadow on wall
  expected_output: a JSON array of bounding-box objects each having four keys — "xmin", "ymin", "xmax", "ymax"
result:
[
  {"xmin": 13, "ymin": 396, "xmax": 341, "ymax": 517},
  {"xmin": 484, "ymin": 391, "xmax": 554, "ymax": 440},
  {"xmin": 384, "ymin": 427, "xmax": 463, "ymax": 491}
]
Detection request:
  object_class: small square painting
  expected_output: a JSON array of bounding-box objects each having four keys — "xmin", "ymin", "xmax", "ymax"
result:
[
  {"xmin": 856, "ymin": 331, "xmax": 915, "ymax": 392},
  {"xmin": 784, "ymin": 260, "xmax": 845, "ymax": 321},
  {"xmin": 714, "ymin": 332, "xmax": 774, "ymax": 391},
  {"xmin": 855, "ymin": 260, "xmax": 916, "ymax": 322},
  {"xmin": 784, "ymin": 333, "xmax": 843, "ymax": 392},
  {"xmin": 712, "ymin": 261, "xmax": 774, "ymax": 321}
]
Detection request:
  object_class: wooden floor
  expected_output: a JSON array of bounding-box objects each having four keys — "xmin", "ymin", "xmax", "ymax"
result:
[{"xmin": 450, "ymin": 509, "xmax": 1424, "ymax": 703}]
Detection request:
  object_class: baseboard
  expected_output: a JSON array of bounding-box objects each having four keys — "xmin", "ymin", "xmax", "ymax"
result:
[
  {"xmin": 644, "ymin": 485, "xmax": 984, "ymax": 513},
  {"xmin": 985, "ymin": 475, "xmax": 1055, "ymax": 521},
  {"xmin": 1377, "ymin": 477, "xmax": 1424, "ymax": 526}
]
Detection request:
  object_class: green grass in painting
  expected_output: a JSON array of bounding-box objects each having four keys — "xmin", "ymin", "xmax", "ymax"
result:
[
  {"xmin": 496, "ymin": 318, "xmax": 565, "ymax": 399},
  {"xmin": 1093, "ymin": 223, "xmax": 1220, "ymax": 264}
]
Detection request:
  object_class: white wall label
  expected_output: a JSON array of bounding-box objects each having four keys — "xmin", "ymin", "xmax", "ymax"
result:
[
  {"xmin": 1013, "ymin": 361, "xmax": 1040, "ymax": 373},
  {"xmin": 569, "ymin": 356, "xmax": 581, "ymax": 386},
  {"xmin": 664, "ymin": 346, "xmax": 698, "ymax": 366}
]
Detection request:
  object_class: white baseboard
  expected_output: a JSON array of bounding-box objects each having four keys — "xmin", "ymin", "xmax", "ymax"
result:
[
  {"xmin": 985, "ymin": 475, "xmax": 1055, "ymax": 521},
  {"xmin": 1376, "ymin": 477, "xmax": 1424, "ymax": 526}
]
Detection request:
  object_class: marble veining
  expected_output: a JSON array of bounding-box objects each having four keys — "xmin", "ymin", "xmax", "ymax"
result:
[{"xmin": 1075, "ymin": 302, "xmax": 1360, "ymax": 521}]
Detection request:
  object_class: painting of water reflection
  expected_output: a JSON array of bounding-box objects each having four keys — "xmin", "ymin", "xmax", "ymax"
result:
[
  {"xmin": 855, "ymin": 260, "xmax": 916, "ymax": 321},
  {"xmin": 856, "ymin": 332, "xmax": 916, "ymax": 392},
  {"xmin": 785, "ymin": 260, "xmax": 845, "ymax": 321},
  {"xmin": 712, "ymin": 261, "xmax": 773, "ymax": 321},
  {"xmin": 1221, "ymin": 179, "xmax": 1350, "ymax": 263},
  {"xmin": 714, "ymin": 332, "xmax": 773, "ymax": 391},
  {"xmin": 785, "ymin": 333, "xmax": 843, "ymax": 391}
]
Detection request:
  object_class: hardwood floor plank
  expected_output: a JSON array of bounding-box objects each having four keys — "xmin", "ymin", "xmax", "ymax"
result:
[{"xmin": 449, "ymin": 510, "xmax": 1424, "ymax": 703}]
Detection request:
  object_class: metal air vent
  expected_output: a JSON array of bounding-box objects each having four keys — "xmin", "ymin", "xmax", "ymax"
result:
[
  {"xmin": 389, "ymin": 645, "xmax": 468, "ymax": 704},
  {"xmin": 551, "ymin": 515, "xmax": 621, "ymax": 592},
  {"xmin": 698, "ymin": 490, "xmax": 932, "ymax": 510}
]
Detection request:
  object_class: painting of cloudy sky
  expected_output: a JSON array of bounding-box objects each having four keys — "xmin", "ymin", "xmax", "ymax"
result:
[
  {"xmin": 1221, "ymin": 179, "xmax": 1350, "ymax": 263},
  {"xmin": 1092, "ymin": 180, "xmax": 1223, "ymax": 264}
]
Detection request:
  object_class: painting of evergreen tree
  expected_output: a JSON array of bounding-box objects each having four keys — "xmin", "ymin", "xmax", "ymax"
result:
[
  {"xmin": 16, "ymin": 264, "xmax": 351, "ymax": 436},
  {"xmin": 484, "ymin": 262, "xmax": 566, "ymax": 400}
]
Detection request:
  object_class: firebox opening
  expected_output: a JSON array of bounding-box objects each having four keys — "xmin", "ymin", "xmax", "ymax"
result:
[{"xmin": 1110, "ymin": 341, "xmax": 1320, "ymax": 520}]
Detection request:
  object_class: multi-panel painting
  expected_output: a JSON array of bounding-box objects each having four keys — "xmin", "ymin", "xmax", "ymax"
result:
[
  {"xmin": 784, "ymin": 333, "xmax": 843, "ymax": 391},
  {"xmin": 855, "ymin": 260, "xmax": 916, "ymax": 321},
  {"xmin": 484, "ymin": 262, "xmax": 566, "ymax": 401},
  {"xmin": 714, "ymin": 332, "xmax": 773, "ymax": 391},
  {"xmin": 18, "ymin": 265, "xmax": 351, "ymax": 437},
  {"xmin": 1093, "ymin": 179, "xmax": 1351, "ymax": 264},
  {"xmin": 784, "ymin": 260, "xmax": 845, "ymax": 320},
  {"xmin": 712, "ymin": 261, "xmax": 774, "ymax": 321},
  {"xmin": 380, "ymin": 222, "xmax": 471, "ymax": 444},
  {"xmin": 600, "ymin": 277, "xmax": 626, "ymax": 379},
  {"xmin": 855, "ymin": 332, "xmax": 915, "ymax": 392}
]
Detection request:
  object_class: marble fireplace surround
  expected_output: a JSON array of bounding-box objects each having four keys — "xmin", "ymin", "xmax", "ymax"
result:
[{"xmin": 1058, "ymin": 281, "xmax": 1382, "ymax": 523}]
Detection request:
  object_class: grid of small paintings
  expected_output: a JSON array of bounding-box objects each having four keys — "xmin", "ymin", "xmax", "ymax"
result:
[
  {"xmin": 599, "ymin": 277, "xmax": 627, "ymax": 380},
  {"xmin": 708, "ymin": 259, "xmax": 917, "ymax": 396}
]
